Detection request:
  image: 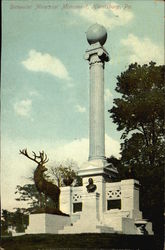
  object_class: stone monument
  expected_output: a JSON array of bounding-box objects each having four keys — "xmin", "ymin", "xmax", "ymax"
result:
[
  {"xmin": 59, "ymin": 24, "xmax": 153, "ymax": 235},
  {"xmin": 24, "ymin": 23, "xmax": 153, "ymax": 235}
]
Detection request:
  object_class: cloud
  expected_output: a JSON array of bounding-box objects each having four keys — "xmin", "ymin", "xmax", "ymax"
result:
[
  {"xmin": 104, "ymin": 88, "xmax": 113, "ymax": 103},
  {"xmin": 54, "ymin": 134, "xmax": 120, "ymax": 165},
  {"xmin": 22, "ymin": 50, "xmax": 70, "ymax": 80},
  {"xmin": 121, "ymin": 34, "xmax": 164, "ymax": 65},
  {"xmin": 105, "ymin": 134, "xmax": 120, "ymax": 158},
  {"xmin": 14, "ymin": 99, "xmax": 32, "ymax": 117},
  {"xmin": 29, "ymin": 90, "xmax": 41, "ymax": 97},
  {"xmin": 75, "ymin": 105, "xmax": 86, "ymax": 113},
  {"xmin": 72, "ymin": 2, "xmax": 133, "ymax": 29}
]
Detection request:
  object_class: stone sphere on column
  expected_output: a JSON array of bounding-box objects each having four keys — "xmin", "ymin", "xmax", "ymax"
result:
[{"xmin": 86, "ymin": 23, "xmax": 107, "ymax": 46}]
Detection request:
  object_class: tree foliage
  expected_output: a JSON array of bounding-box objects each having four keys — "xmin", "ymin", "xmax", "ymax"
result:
[
  {"xmin": 108, "ymin": 62, "xmax": 165, "ymax": 245},
  {"xmin": 15, "ymin": 184, "xmax": 46, "ymax": 213},
  {"xmin": 110, "ymin": 61, "xmax": 164, "ymax": 144},
  {"xmin": 48, "ymin": 159, "xmax": 82, "ymax": 187},
  {"xmin": 1, "ymin": 209, "xmax": 28, "ymax": 235},
  {"xmin": 109, "ymin": 61, "xmax": 165, "ymax": 169}
]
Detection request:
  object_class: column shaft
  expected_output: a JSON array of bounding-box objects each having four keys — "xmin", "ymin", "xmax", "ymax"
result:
[{"xmin": 89, "ymin": 61, "xmax": 105, "ymax": 160}]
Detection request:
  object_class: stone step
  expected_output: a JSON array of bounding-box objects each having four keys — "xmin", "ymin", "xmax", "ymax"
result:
[
  {"xmin": 96, "ymin": 225, "xmax": 116, "ymax": 233},
  {"xmin": 59, "ymin": 221, "xmax": 115, "ymax": 234}
]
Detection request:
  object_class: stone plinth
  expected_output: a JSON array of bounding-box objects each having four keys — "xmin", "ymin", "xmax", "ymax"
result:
[
  {"xmin": 82, "ymin": 176, "xmax": 106, "ymax": 221},
  {"xmin": 25, "ymin": 213, "xmax": 71, "ymax": 234},
  {"xmin": 121, "ymin": 179, "xmax": 142, "ymax": 219},
  {"xmin": 81, "ymin": 192, "xmax": 100, "ymax": 221}
]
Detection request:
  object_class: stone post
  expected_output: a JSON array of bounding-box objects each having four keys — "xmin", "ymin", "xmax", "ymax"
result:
[
  {"xmin": 60, "ymin": 186, "xmax": 72, "ymax": 215},
  {"xmin": 121, "ymin": 179, "xmax": 142, "ymax": 219}
]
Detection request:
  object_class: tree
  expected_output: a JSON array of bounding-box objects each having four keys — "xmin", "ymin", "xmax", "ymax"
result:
[
  {"xmin": 108, "ymin": 62, "xmax": 165, "ymax": 247},
  {"xmin": 1, "ymin": 209, "xmax": 28, "ymax": 235},
  {"xmin": 107, "ymin": 156, "xmax": 123, "ymax": 181},
  {"xmin": 15, "ymin": 183, "xmax": 44, "ymax": 213},
  {"xmin": 110, "ymin": 62, "xmax": 164, "ymax": 165},
  {"xmin": 1, "ymin": 209, "xmax": 12, "ymax": 236},
  {"xmin": 15, "ymin": 182, "xmax": 60, "ymax": 214},
  {"xmin": 48, "ymin": 159, "xmax": 82, "ymax": 187}
]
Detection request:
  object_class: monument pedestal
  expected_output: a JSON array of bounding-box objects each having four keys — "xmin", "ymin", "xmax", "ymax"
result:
[
  {"xmin": 81, "ymin": 192, "xmax": 100, "ymax": 221},
  {"xmin": 59, "ymin": 192, "xmax": 114, "ymax": 234},
  {"xmin": 25, "ymin": 213, "xmax": 71, "ymax": 234},
  {"xmin": 79, "ymin": 159, "xmax": 118, "ymax": 222},
  {"xmin": 59, "ymin": 177, "xmax": 153, "ymax": 235}
]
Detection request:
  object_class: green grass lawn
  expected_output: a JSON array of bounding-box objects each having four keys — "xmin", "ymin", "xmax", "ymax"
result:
[{"xmin": 0, "ymin": 233, "xmax": 158, "ymax": 250}]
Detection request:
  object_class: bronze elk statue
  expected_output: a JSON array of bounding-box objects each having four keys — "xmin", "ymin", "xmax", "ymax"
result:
[{"xmin": 20, "ymin": 149, "xmax": 67, "ymax": 215}]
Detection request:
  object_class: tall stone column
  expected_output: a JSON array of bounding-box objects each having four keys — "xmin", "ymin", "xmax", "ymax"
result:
[
  {"xmin": 85, "ymin": 44, "xmax": 109, "ymax": 161},
  {"xmin": 79, "ymin": 24, "xmax": 117, "ymax": 179}
]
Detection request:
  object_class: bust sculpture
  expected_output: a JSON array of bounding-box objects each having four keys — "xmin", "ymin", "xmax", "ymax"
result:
[{"xmin": 86, "ymin": 178, "xmax": 97, "ymax": 193}]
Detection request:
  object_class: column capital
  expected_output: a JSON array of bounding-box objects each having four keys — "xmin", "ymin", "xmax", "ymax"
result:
[{"xmin": 84, "ymin": 43, "xmax": 110, "ymax": 66}]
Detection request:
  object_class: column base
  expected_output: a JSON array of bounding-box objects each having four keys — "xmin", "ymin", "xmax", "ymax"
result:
[{"xmin": 78, "ymin": 158, "xmax": 118, "ymax": 178}]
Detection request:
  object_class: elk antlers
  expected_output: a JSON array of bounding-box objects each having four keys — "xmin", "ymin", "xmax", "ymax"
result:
[{"xmin": 20, "ymin": 149, "xmax": 49, "ymax": 164}]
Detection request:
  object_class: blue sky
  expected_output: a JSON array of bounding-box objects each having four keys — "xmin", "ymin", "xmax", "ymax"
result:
[{"xmin": 2, "ymin": 0, "xmax": 164, "ymax": 210}]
